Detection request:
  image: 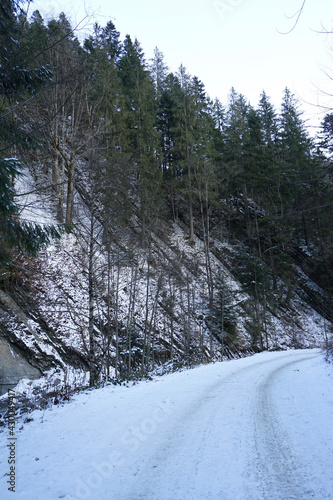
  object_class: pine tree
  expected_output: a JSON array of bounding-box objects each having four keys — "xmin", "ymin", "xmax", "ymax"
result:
[
  {"xmin": 209, "ymin": 270, "xmax": 237, "ymax": 355},
  {"xmin": 224, "ymin": 88, "xmax": 250, "ymax": 180},
  {"xmin": 0, "ymin": 158, "xmax": 62, "ymax": 272},
  {"xmin": 321, "ymin": 113, "xmax": 333, "ymax": 159},
  {"xmin": 24, "ymin": 12, "xmax": 87, "ymax": 224},
  {"xmin": 118, "ymin": 35, "xmax": 162, "ymax": 245},
  {"xmin": 96, "ymin": 20, "xmax": 122, "ymax": 62},
  {"xmin": 150, "ymin": 47, "xmax": 168, "ymax": 101},
  {"xmin": 235, "ymin": 249, "xmax": 274, "ymax": 350},
  {"xmin": 275, "ymin": 89, "xmax": 313, "ymax": 275},
  {"xmin": 0, "ymin": 2, "xmax": 62, "ymax": 274},
  {"xmin": 0, "ymin": 2, "xmax": 51, "ymax": 153},
  {"xmin": 258, "ymin": 91, "xmax": 279, "ymax": 147}
]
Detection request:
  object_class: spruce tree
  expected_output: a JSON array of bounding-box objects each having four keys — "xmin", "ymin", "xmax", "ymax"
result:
[
  {"xmin": 209, "ymin": 270, "xmax": 237, "ymax": 355},
  {"xmin": 118, "ymin": 35, "xmax": 162, "ymax": 245},
  {"xmin": 277, "ymin": 89, "xmax": 313, "ymax": 252},
  {"xmin": 150, "ymin": 47, "xmax": 168, "ymax": 101},
  {"xmin": 0, "ymin": 2, "xmax": 62, "ymax": 274}
]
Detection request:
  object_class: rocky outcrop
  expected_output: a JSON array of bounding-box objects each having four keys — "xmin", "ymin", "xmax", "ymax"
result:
[
  {"xmin": 0, "ymin": 284, "xmax": 89, "ymax": 396},
  {"xmin": 0, "ymin": 337, "xmax": 41, "ymax": 396}
]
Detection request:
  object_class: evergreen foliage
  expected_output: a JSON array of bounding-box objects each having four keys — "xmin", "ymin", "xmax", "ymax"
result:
[
  {"xmin": 0, "ymin": 158, "xmax": 62, "ymax": 267},
  {"xmin": 1, "ymin": 5, "xmax": 332, "ymax": 375},
  {"xmin": 0, "ymin": 2, "xmax": 62, "ymax": 272}
]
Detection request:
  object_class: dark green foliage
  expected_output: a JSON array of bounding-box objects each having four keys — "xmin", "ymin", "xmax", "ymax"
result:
[
  {"xmin": 1, "ymin": 213, "xmax": 62, "ymax": 261},
  {"xmin": 235, "ymin": 250, "xmax": 274, "ymax": 302},
  {"xmin": 0, "ymin": 157, "xmax": 20, "ymax": 215},
  {"xmin": 1, "ymin": 6, "xmax": 332, "ymax": 363},
  {"xmin": 321, "ymin": 113, "xmax": 333, "ymax": 158},
  {"xmin": 0, "ymin": 3, "xmax": 63, "ymax": 271},
  {"xmin": 117, "ymin": 35, "xmax": 163, "ymax": 243},
  {"xmin": 234, "ymin": 249, "xmax": 276, "ymax": 349},
  {"xmin": 87, "ymin": 21, "xmax": 122, "ymax": 62},
  {"xmin": 209, "ymin": 270, "xmax": 237, "ymax": 345},
  {"xmin": 0, "ymin": 2, "xmax": 52, "ymax": 153},
  {"xmin": 0, "ymin": 158, "xmax": 63, "ymax": 267}
]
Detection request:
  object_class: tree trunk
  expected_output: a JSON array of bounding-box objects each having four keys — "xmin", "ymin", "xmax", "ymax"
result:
[
  {"xmin": 141, "ymin": 245, "xmax": 151, "ymax": 373},
  {"xmin": 88, "ymin": 213, "xmax": 95, "ymax": 386},
  {"xmin": 65, "ymin": 160, "xmax": 75, "ymax": 226}
]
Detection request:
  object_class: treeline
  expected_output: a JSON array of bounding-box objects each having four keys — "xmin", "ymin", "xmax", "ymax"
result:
[{"xmin": 1, "ymin": 2, "xmax": 333, "ymax": 377}]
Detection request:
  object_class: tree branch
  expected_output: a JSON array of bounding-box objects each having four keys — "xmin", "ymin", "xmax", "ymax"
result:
[{"xmin": 278, "ymin": 0, "xmax": 307, "ymax": 35}]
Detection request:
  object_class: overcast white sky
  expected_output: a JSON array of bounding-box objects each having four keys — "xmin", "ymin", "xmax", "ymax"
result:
[{"xmin": 29, "ymin": 0, "xmax": 333, "ymax": 133}]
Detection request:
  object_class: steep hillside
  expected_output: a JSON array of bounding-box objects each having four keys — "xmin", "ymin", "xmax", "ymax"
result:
[
  {"xmin": 0, "ymin": 5, "xmax": 332, "ymax": 404},
  {"xmin": 0, "ymin": 164, "xmax": 330, "ymax": 399}
]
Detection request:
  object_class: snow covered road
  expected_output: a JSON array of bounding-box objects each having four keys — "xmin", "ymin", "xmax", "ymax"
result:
[{"xmin": 1, "ymin": 349, "xmax": 333, "ymax": 500}]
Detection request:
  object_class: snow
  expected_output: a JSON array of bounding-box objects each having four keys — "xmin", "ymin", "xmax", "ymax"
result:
[
  {"xmin": 7, "ymin": 164, "xmax": 329, "ymax": 392},
  {"xmin": 1, "ymin": 349, "xmax": 332, "ymax": 499},
  {"xmin": 2, "ymin": 167, "xmax": 331, "ymax": 498},
  {"xmin": 6, "ymin": 367, "xmax": 89, "ymax": 402},
  {"xmin": 15, "ymin": 170, "xmax": 57, "ymax": 227}
]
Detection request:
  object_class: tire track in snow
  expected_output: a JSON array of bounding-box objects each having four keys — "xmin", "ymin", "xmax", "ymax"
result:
[
  {"xmin": 252, "ymin": 353, "xmax": 319, "ymax": 500},
  {"xmin": 80, "ymin": 350, "xmax": 330, "ymax": 500},
  {"xmin": 115, "ymin": 353, "xmax": 309, "ymax": 500}
]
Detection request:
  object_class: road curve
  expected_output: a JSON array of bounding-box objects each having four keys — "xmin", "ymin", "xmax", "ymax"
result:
[{"xmin": 104, "ymin": 349, "xmax": 332, "ymax": 500}]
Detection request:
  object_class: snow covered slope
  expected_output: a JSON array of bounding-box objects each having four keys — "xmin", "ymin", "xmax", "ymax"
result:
[
  {"xmin": 0, "ymin": 165, "xmax": 330, "ymax": 398},
  {"xmin": 1, "ymin": 349, "xmax": 332, "ymax": 499}
]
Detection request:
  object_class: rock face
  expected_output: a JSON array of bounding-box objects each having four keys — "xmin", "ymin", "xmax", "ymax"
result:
[
  {"xmin": 0, "ymin": 338, "xmax": 41, "ymax": 396},
  {"xmin": 0, "ymin": 280, "xmax": 89, "ymax": 397}
]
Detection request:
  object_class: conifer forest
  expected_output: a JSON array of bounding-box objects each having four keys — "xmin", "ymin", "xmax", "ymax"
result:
[{"xmin": 1, "ymin": 1, "xmax": 333, "ymax": 390}]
